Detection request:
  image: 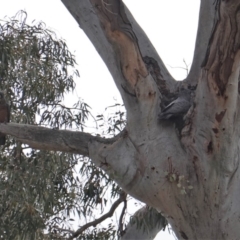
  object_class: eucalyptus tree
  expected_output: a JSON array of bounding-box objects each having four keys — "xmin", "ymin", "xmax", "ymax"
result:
[
  {"xmin": 0, "ymin": 12, "xmax": 144, "ymax": 239},
  {"xmin": 1, "ymin": 0, "xmax": 239, "ymax": 239}
]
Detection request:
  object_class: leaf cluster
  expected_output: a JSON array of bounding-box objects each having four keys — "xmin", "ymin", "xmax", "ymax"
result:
[
  {"xmin": 129, "ymin": 206, "xmax": 168, "ymax": 233},
  {"xmin": 95, "ymin": 102, "xmax": 126, "ymax": 137},
  {"xmin": 0, "ymin": 11, "xmax": 163, "ymax": 240},
  {"xmin": 0, "ymin": 11, "xmax": 91, "ymax": 239}
]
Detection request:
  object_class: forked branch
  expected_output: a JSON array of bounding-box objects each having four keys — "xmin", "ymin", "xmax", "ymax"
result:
[
  {"xmin": 0, "ymin": 123, "xmax": 124, "ymax": 156},
  {"xmin": 68, "ymin": 191, "xmax": 127, "ymax": 239}
]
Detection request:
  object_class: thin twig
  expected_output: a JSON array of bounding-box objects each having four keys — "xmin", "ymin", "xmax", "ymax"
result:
[
  {"xmin": 68, "ymin": 191, "xmax": 127, "ymax": 239},
  {"xmin": 118, "ymin": 198, "xmax": 127, "ymax": 236}
]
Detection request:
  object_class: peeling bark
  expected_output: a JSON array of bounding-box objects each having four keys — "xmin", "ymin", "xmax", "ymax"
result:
[
  {"xmin": 2, "ymin": 0, "xmax": 240, "ymax": 239},
  {"xmin": 203, "ymin": 0, "xmax": 240, "ymax": 94},
  {"xmin": 185, "ymin": 0, "xmax": 216, "ymax": 85},
  {"xmin": 89, "ymin": 0, "xmax": 148, "ymax": 87}
]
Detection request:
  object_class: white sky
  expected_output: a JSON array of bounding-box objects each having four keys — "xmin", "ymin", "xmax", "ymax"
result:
[{"xmin": 0, "ymin": 1, "xmax": 200, "ymax": 239}]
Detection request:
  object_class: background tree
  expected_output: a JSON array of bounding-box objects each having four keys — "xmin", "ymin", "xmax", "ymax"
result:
[
  {"xmin": 1, "ymin": 0, "xmax": 239, "ymax": 239},
  {"xmin": 0, "ymin": 11, "xmax": 166, "ymax": 240}
]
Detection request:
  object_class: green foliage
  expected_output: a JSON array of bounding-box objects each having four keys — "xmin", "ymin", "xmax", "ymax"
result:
[
  {"xmin": 95, "ymin": 103, "xmax": 126, "ymax": 136},
  {"xmin": 0, "ymin": 11, "xmax": 84, "ymax": 128},
  {"xmin": 0, "ymin": 11, "xmax": 166, "ymax": 240},
  {"xmin": 0, "ymin": 11, "xmax": 91, "ymax": 239},
  {"xmin": 129, "ymin": 206, "xmax": 168, "ymax": 234},
  {"xmin": 0, "ymin": 11, "xmax": 128, "ymax": 240},
  {"xmin": 77, "ymin": 225, "xmax": 116, "ymax": 240}
]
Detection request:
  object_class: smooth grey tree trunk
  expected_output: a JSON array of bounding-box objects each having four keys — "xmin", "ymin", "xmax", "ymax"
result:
[{"xmin": 1, "ymin": 0, "xmax": 240, "ymax": 239}]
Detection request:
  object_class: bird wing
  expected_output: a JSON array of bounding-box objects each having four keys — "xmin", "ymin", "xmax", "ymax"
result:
[
  {"xmin": 162, "ymin": 99, "xmax": 190, "ymax": 115},
  {"xmin": 161, "ymin": 99, "xmax": 178, "ymax": 113}
]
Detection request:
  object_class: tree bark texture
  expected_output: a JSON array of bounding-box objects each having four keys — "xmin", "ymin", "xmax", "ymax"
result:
[{"xmin": 2, "ymin": 0, "xmax": 240, "ymax": 239}]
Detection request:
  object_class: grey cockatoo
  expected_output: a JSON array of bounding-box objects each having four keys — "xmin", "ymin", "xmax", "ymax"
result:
[{"xmin": 158, "ymin": 89, "xmax": 192, "ymax": 120}]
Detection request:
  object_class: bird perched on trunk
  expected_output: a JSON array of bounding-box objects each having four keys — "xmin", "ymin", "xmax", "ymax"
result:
[
  {"xmin": 0, "ymin": 92, "xmax": 10, "ymax": 145},
  {"xmin": 158, "ymin": 89, "xmax": 191, "ymax": 120}
]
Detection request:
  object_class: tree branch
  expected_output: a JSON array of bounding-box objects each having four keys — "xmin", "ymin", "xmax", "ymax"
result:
[
  {"xmin": 118, "ymin": 198, "xmax": 127, "ymax": 235},
  {"xmin": 0, "ymin": 123, "xmax": 123, "ymax": 156},
  {"xmin": 61, "ymin": 0, "xmax": 177, "ymax": 110},
  {"xmin": 123, "ymin": 6, "xmax": 176, "ymax": 92},
  {"xmin": 68, "ymin": 191, "xmax": 127, "ymax": 239},
  {"xmin": 185, "ymin": 0, "xmax": 217, "ymax": 85},
  {"xmin": 61, "ymin": 0, "xmax": 140, "ymax": 108}
]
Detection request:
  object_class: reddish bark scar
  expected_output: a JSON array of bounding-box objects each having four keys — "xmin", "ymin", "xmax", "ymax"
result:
[
  {"xmin": 148, "ymin": 91, "xmax": 156, "ymax": 98},
  {"xmin": 192, "ymin": 156, "xmax": 199, "ymax": 182},
  {"xmin": 215, "ymin": 109, "xmax": 226, "ymax": 123},
  {"xmin": 212, "ymin": 128, "xmax": 219, "ymax": 134},
  {"xmin": 207, "ymin": 141, "xmax": 213, "ymax": 154}
]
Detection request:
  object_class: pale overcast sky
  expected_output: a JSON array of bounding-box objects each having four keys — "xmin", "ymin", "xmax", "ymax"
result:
[{"xmin": 0, "ymin": 1, "xmax": 200, "ymax": 239}]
